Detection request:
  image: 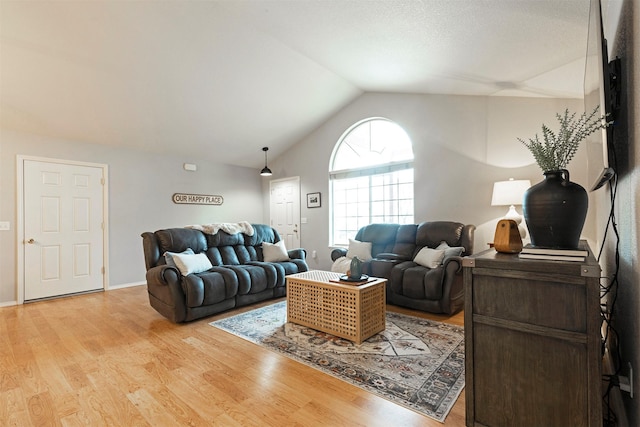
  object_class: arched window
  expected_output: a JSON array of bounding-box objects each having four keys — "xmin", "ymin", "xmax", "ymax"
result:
[{"xmin": 330, "ymin": 118, "xmax": 414, "ymax": 245}]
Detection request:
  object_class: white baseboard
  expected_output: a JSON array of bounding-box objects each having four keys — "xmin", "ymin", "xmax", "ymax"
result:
[
  {"xmin": 107, "ymin": 281, "xmax": 146, "ymax": 290},
  {"xmin": 0, "ymin": 282, "xmax": 145, "ymax": 306},
  {"xmin": 0, "ymin": 300, "xmax": 17, "ymax": 307}
]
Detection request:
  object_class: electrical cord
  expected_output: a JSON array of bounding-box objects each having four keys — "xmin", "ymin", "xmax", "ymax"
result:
[
  {"xmin": 601, "ymin": 185, "xmax": 620, "ymax": 426},
  {"xmin": 599, "ymin": 121, "xmax": 622, "ymax": 426}
]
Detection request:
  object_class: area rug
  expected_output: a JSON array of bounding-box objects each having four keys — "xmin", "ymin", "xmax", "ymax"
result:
[{"xmin": 210, "ymin": 301, "xmax": 464, "ymax": 422}]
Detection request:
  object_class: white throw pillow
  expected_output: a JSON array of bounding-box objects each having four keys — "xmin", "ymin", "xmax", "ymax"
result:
[
  {"xmin": 413, "ymin": 247, "xmax": 446, "ymax": 268},
  {"xmin": 164, "ymin": 248, "xmax": 195, "ymax": 268},
  {"xmin": 346, "ymin": 239, "xmax": 373, "ymax": 261},
  {"xmin": 172, "ymin": 252, "xmax": 213, "ymax": 276},
  {"xmin": 436, "ymin": 241, "xmax": 450, "ymax": 250},
  {"xmin": 262, "ymin": 240, "xmax": 290, "ymax": 262},
  {"xmin": 436, "ymin": 241, "xmax": 465, "ymax": 262},
  {"xmin": 331, "ymin": 256, "xmax": 352, "ymax": 274}
]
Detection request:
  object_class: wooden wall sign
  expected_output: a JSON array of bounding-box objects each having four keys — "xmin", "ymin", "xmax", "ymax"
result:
[{"xmin": 172, "ymin": 193, "xmax": 223, "ymax": 205}]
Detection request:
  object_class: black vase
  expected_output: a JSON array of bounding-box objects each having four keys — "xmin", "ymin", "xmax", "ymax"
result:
[{"xmin": 523, "ymin": 169, "xmax": 588, "ymax": 249}]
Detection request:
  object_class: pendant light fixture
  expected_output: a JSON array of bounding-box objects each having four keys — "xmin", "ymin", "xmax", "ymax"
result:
[{"xmin": 260, "ymin": 146, "xmax": 272, "ymax": 176}]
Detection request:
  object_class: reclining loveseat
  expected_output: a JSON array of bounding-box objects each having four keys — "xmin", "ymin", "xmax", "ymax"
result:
[
  {"xmin": 141, "ymin": 224, "xmax": 308, "ymax": 322},
  {"xmin": 331, "ymin": 221, "xmax": 475, "ymax": 315}
]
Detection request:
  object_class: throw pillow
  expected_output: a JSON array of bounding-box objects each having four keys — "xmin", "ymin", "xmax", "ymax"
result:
[
  {"xmin": 164, "ymin": 248, "xmax": 195, "ymax": 268},
  {"xmin": 436, "ymin": 241, "xmax": 465, "ymax": 262},
  {"xmin": 346, "ymin": 239, "xmax": 373, "ymax": 261},
  {"xmin": 413, "ymin": 247, "xmax": 446, "ymax": 268},
  {"xmin": 331, "ymin": 256, "xmax": 352, "ymax": 274},
  {"xmin": 172, "ymin": 252, "xmax": 213, "ymax": 276},
  {"xmin": 262, "ymin": 240, "xmax": 290, "ymax": 262}
]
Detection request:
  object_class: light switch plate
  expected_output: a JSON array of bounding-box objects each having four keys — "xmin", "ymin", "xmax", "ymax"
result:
[{"xmin": 0, "ymin": 221, "xmax": 10, "ymax": 231}]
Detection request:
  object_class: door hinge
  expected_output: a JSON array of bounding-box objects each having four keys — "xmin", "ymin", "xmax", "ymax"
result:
[
  {"xmin": 101, "ymin": 178, "xmax": 105, "ymax": 185},
  {"xmin": 101, "ymin": 266, "xmax": 105, "ymax": 275}
]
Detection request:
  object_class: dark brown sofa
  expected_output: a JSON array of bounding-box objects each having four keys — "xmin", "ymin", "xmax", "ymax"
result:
[{"xmin": 331, "ymin": 221, "xmax": 475, "ymax": 315}]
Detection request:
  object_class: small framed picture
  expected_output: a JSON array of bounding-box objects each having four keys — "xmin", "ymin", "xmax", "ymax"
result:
[{"xmin": 307, "ymin": 192, "xmax": 321, "ymax": 208}]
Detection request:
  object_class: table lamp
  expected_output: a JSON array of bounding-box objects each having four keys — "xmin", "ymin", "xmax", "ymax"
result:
[{"xmin": 491, "ymin": 178, "xmax": 531, "ymax": 238}]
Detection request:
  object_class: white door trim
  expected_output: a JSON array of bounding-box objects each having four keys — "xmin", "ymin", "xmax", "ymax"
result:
[{"xmin": 16, "ymin": 155, "xmax": 110, "ymax": 304}]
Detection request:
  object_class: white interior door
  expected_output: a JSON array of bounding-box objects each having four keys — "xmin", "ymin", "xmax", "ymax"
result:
[
  {"xmin": 269, "ymin": 177, "xmax": 301, "ymax": 249},
  {"xmin": 23, "ymin": 159, "xmax": 106, "ymax": 300}
]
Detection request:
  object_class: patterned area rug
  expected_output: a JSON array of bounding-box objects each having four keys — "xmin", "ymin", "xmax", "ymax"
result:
[{"xmin": 210, "ymin": 301, "xmax": 465, "ymax": 422}]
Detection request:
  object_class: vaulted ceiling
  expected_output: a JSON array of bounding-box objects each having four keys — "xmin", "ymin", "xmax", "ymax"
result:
[{"xmin": 1, "ymin": 0, "xmax": 592, "ymax": 168}]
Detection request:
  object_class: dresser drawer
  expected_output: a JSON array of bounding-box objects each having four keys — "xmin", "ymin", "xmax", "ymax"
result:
[{"xmin": 471, "ymin": 269, "xmax": 587, "ymax": 333}]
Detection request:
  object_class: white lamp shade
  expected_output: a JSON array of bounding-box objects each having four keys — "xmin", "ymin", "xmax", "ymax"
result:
[{"xmin": 491, "ymin": 179, "xmax": 531, "ymax": 206}]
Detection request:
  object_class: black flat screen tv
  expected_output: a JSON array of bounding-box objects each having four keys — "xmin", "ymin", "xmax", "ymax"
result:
[{"xmin": 584, "ymin": 0, "xmax": 618, "ymax": 191}]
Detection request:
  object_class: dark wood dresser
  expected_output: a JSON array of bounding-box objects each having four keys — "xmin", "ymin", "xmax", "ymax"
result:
[{"xmin": 462, "ymin": 243, "xmax": 602, "ymax": 427}]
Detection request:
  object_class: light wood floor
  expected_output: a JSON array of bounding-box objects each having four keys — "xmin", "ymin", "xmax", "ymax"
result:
[{"xmin": 0, "ymin": 285, "xmax": 465, "ymax": 426}]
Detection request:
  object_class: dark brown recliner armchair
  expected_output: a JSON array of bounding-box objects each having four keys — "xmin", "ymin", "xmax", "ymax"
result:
[{"xmin": 331, "ymin": 221, "xmax": 475, "ymax": 315}]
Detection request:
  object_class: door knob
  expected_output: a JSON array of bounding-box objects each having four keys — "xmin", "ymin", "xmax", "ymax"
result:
[{"xmin": 27, "ymin": 238, "xmax": 35, "ymax": 244}]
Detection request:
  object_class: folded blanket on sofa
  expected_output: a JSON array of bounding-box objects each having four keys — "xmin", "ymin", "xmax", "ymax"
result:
[{"xmin": 186, "ymin": 221, "xmax": 255, "ymax": 236}]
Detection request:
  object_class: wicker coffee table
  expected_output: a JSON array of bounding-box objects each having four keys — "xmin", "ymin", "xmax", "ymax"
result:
[{"xmin": 285, "ymin": 270, "xmax": 386, "ymax": 344}]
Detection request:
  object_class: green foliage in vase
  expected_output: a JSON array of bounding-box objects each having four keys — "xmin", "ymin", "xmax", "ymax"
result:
[{"xmin": 518, "ymin": 106, "xmax": 611, "ymax": 172}]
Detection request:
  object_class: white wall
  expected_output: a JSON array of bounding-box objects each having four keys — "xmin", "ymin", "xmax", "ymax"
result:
[
  {"xmin": 265, "ymin": 92, "xmax": 586, "ymax": 271},
  {"xmin": 0, "ymin": 130, "xmax": 264, "ymax": 304}
]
